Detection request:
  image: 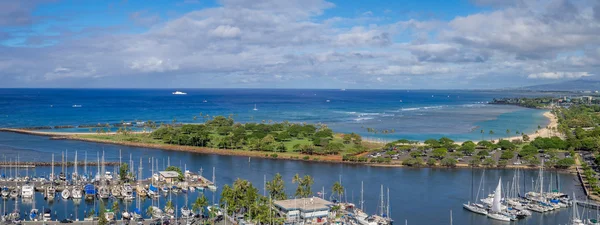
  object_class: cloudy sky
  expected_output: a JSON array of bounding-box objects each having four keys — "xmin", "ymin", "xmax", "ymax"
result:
[{"xmin": 1, "ymin": 0, "xmax": 599, "ymax": 89}]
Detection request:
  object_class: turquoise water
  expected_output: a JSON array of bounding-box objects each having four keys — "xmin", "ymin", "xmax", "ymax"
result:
[{"xmin": 0, "ymin": 88, "xmax": 550, "ymax": 141}]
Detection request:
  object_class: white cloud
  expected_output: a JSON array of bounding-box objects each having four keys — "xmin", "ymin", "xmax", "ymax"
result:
[
  {"xmin": 527, "ymin": 72, "xmax": 592, "ymax": 79},
  {"xmin": 210, "ymin": 25, "xmax": 241, "ymax": 38},
  {"xmin": 1, "ymin": 0, "xmax": 599, "ymax": 89}
]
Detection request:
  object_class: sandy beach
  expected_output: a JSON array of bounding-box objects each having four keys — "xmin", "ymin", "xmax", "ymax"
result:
[{"xmin": 488, "ymin": 111, "xmax": 558, "ymax": 143}]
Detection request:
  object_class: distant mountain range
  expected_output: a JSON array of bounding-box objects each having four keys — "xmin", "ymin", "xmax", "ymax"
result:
[{"xmin": 520, "ymin": 79, "xmax": 600, "ymax": 91}]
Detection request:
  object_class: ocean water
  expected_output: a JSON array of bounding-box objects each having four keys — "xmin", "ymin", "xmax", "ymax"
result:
[
  {"xmin": 0, "ymin": 89, "xmax": 550, "ymax": 141},
  {"xmin": 0, "ymin": 132, "xmax": 586, "ymax": 224}
]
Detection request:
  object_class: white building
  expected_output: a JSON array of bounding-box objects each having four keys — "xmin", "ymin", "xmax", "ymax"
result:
[
  {"xmin": 274, "ymin": 197, "xmax": 333, "ymax": 224},
  {"xmin": 158, "ymin": 171, "xmax": 180, "ymax": 183}
]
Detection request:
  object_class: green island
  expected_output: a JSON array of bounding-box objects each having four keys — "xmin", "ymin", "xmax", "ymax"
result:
[{"xmin": 76, "ymin": 116, "xmax": 372, "ymax": 162}]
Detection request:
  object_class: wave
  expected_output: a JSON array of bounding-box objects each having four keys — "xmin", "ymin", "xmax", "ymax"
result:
[{"xmin": 353, "ymin": 117, "xmax": 374, "ymax": 121}]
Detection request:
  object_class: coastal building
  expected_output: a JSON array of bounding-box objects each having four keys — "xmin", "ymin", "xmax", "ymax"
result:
[
  {"xmin": 158, "ymin": 171, "xmax": 180, "ymax": 183},
  {"xmin": 273, "ymin": 197, "xmax": 333, "ymax": 225}
]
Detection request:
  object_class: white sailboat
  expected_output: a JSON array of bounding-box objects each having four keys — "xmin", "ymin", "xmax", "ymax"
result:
[
  {"xmin": 572, "ymin": 193, "xmax": 585, "ymax": 225},
  {"xmin": 61, "ymin": 188, "xmax": 70, "ymax": 199},
  {"xmin": 253, "ymin": 104, "xmax": 258, "ymax": 111},
  {"xmin": 463, "ymin": 169, "xmax": 488, "ymax": 215},
  {"xmin": 487, "ymin": 178, "xmax": 511, "ymax": 222}
]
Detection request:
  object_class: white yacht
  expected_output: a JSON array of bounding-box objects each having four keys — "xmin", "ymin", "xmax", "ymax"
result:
[
  {"xmin": 21, "ymin": 184, "xmax": 34, "ymax": 198},
  {"xmin": 71, "ymin": 186, "xmax": 83, "ymax": 199},
  {"xmin": 1, "ymin": 186, "xmax": 10, "ymax": 198},
  {"xmin": 98, "ymin": 186, "xmax": 110, "ymax": 199},
  {"xmin": 463, "ymin": 202, "xmax": 488, "ymax": 215},
  {"xmin": 104, "ymin": 171, "xmax": 113, "ymax": 180},
  {"xmin": 180, "ymin": 206, "xmax": 192, "ymax": 218},
  {"xmin": 172, "ymin": 91, "xmax": 187, "ymax": 95},
  {"xmin": 121, "ymin": 183, "xmax": 133, "ymax": 200},
  {"xmin": 9, "ymin": 188, "xmax": 19, "ymax": 199},
  {"xmin": 45, "ymin": 186, "xmax": 55, "ymax": 200}
]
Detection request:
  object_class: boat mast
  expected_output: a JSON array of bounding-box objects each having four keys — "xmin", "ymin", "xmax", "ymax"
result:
[
  {"xmin": 360, "ymin": 181, "xmax": 364, "ymax": 211},
  {"xmin": 74, "ymin": 151, "xmax": 78, "ymax": 182},
  {"xmin": 380, "ymin": 184, "xmax": 384, "ymax": 217},
  {"xmin": 470, "ymin": 166, "xmax": 474, "ymax": 202},
  {"xmin": 96, "ymin": 152, "xmax": 99, "ymax": 180},
  {"xmin": 539, "ymin": 160, "xmax": 544, "ymax": 197},
  {"xmin": 51, "ymin": 154, "xmax": 54, "ymax": 182},
  {"xmin": 387, "ymin": 187, "xmax": 390, "ymax": 218}
]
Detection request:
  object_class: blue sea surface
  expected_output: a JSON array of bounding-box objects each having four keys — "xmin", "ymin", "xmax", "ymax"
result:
[{"xmin": 0, "ymin": 88, "xmax": 551, "ymax": 141}]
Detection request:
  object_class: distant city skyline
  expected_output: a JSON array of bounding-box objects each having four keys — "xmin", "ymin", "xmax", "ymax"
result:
[{"xmin": 0, "ymin": 0, "xmax": 598, "ymax": 89}]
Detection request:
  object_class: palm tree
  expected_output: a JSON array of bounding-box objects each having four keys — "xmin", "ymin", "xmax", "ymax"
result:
[
  {"xmin": 489, "ymin": 130, "xmax": 494, "ymax": 141},
  {"xmin": 111, "ymin": 201, "xmax": 120, "ymax": 219},
  {"xmin": 193, "ymin": 194, "xmax": 209, "ymax": 218},
  {"xmin": 480, "ymin": 129, "xmax": 484, "ymax": 141},
  {"xmin": 506, "ymin": 129, "xmax": 510, "ymax": 139},
  {"xmin": 301, "ymin": 175, "xmax": 314, "ymax": 198},
  {"xmin": 292, "ymin": 174, "xmax": 303, "ymax": 198},
  {"xmin": 332, "ymin": 181, "xmax": 344, "ymax": 201},
  {"xmin": 266, "ymin": 173, "xmax": 286, "ymax": 200},
  {"xmin": 165, "ymin": 200, "xmax": 174, "ymax": 214},
  {"xmin": 146, "ymin": 206, "xmax": 154, "ymax": 219}
]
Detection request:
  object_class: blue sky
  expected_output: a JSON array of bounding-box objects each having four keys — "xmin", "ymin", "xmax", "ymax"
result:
[{"xmin": 0, "ymin": 0, "xmax": 598, "ymax": 88}]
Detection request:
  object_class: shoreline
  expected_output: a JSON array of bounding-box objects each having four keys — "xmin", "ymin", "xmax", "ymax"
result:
[{"xmin": 0, "ymin": 122, "xmax": 564, "ymax": 171}]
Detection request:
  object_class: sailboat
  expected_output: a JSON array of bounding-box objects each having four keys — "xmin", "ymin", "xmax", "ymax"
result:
[
  {"xmin": 208, "ymin": 167, "xmax": 217, "ymax": 191},
  {"xmin": 8, "ymin": 197, "xmax": 20, "ymax": 222},
  {"xmin": 30, "ymin": 187, "xmax": 38, "ymax": 221},
  {"xmin": 253, "ymin": 104, "xmax": 258, "ymax": 111},
  {"xmin": 487, "ymin": 178, "xmax": 511, "ymax": 222},
  {"xmin": 463, "ymin": 169, "xmax": 488, "ymax": 215},
  {"xmin": 572, "ymin": 193, "xmax": 585, "ymax": 225},
  {"xmin": 1, "ymin": 186, "xmax": 9, "ymax": 198},
  {"xmin": 61, "ymin": 188, "xmax": 71, "ymax": 199}
]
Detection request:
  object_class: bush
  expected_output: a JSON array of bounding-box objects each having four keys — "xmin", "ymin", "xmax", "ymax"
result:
[
  {"xmin": 303, "ymin": 156, "xmax": 310, "ymax": 160},
  {"xmin": 469, "ymin": 158, "xmax": 480, "ymax": 167},
  {"xmin": 427, "ymin": 158, "xmax": 437, "ymax": 166},
  {"xmin": 440, "ymin": 158, "xmax": 457, "ymax": 167},
  {"xmin": 482, "ymin": 158, "xmax": 495, "ymax": 167},
  {"xmin": 500, "ymin": 151, "xmax": 515, "ymax": 160},
  {"xmin": 497, "ymin": 160, "xmax": 508, "ymax": 168},
  {"xmin": 402, "ymin": 157, "xmax": 424, "ymax": 167},
  {"xmin": 270, "ymin": 154, "xmax": 278, "ymax": 158},
  {"xmin": 432, "ymin": 148, "xmax": 448, "ymax": 159},
  {"xmin": 555, "ymin": 158, "xmax": 575, "ymax": 168},
  {"xmin": 477, "ymin": 150, "xmax": 489, "ymax": 158},
  {"xmin": 519, "ymin": 145, "xmax": 538, "ymax": 157},
  {"xmin": 497, "ymin": 140, "xmax": 517, "ymax": 150}
]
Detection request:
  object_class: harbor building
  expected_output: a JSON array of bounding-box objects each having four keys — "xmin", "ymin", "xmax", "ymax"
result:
[
  {"xmin": 158, "ymin": 171, "xmax": 180, "ymax": 183},
  {"xmin": 273, "ymin": 197, "xmax": 333, "ymax": 224}
]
